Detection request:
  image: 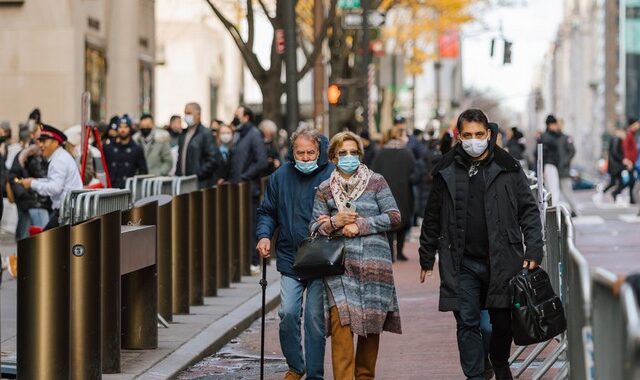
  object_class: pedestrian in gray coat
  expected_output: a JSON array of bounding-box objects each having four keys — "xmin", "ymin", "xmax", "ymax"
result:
[{"xmin": 135, "ymin": 114, "xmax": 173, "ymax": 176}]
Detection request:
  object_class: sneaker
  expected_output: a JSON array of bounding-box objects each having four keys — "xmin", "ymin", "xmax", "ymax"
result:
[
  {"xmin": 250, "ymin": 264, "xmax": 261, "ymax": 275},
  {"xmin": 396, "ymin": 252, "xmax": 409, "ymax": 261}
]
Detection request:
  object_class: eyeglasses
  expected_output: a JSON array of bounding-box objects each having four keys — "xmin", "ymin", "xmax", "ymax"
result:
[{"xmin": 337, "ymin": 150, "xmax": 360, "ymax": 157}]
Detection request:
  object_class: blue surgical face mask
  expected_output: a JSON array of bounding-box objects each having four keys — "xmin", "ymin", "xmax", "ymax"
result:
[
  {"xmin": 295, "ymin": 159, "xmax": 318, "ymax": 174},
  {"xmin": 337, "ymin": 155, "xmax": 360, "ymax": 174}
]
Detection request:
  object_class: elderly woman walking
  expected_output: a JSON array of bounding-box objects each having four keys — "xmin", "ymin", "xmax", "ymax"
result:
[{"xmin": 310, "ymin": 131, "xmax": 402, "ymax": 380}]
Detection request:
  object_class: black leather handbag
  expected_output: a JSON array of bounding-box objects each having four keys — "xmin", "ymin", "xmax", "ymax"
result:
[
  {"xmin": 510, "ymin": 267, "xmax": 567, "ymax": 346},
  {"xmin": 292, "ymin": 231, "xmax": 345, "ymax": 280}
]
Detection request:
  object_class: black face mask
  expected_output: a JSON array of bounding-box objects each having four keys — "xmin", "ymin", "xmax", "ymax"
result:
[
  {"xmin": 140, "ymin": 128, "xmax": 152, "ymax": 138},
  {"xmin": 0, "ymin": 136, "xmax": 7, "ymax": 144},
  {"xmin": 231, "ymin": 117, "xmax": 241, "ymax": 127}
]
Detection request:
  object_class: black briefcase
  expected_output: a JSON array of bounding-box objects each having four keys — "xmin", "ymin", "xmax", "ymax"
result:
[
  {"xmin": 292, "ymin": 234, "xmax": 345, "ymax": 280},
  {"xmin": 510, "ymin": 267, "xmax": 567, "ymax": 346}
]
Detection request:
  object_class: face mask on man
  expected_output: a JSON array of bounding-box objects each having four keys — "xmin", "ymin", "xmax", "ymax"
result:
[
  {"xmin": 337, "ymin": 155, "xmax": 360, "ymax": 174},
  {"xmin": 184, "ymin": 115, "xmax": 195, "ymax": 127},
  {"xmin": 140, "ymin": 128, "xmax": 152, "ymax": 138},
  {"xmin": 231, "ymin": 117, "xmax": 241, "ymax": 127},
  {"xmin": 295, "ymin": 159, "xmax": 319, "ymax": 174},
  {"xmin": 461, "ymin": 137, "xmax": 489, "ymax": 158},
  {"xmin": 220, "ymin": 133, "xmax": 233, "ymax": 144}
]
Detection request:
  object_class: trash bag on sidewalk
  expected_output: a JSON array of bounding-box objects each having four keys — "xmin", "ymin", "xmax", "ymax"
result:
[{"xmin": 510, "ymin": 267, "xmax": 567, "ymax": 346}]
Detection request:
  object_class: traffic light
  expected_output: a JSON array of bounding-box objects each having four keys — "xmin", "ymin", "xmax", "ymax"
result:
[
  {"xmin": 503, "ymin": 40, "xmax": 512, "ymax": 64},
  {"xmin": 328, "ymin": 84, "xmax": 347, "ymax": 106}
]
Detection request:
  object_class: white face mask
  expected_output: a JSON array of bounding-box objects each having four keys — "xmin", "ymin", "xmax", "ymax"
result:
[
  {"xmin": 220, "ymin": 133, "xmax": 233, "ymax": 144},
  {"xmin": 184, "ymin": 115, "xmax": 195, "ymax": 128},
  {"xmin": 461, "ymin": 137, "xmax": 489, "ymax": 158}
]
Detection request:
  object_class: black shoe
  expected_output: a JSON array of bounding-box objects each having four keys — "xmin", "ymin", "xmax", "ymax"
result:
[
  {"xmin": 613, "ymin": 191, "xmax": 619, "ymax": 202},
  {"xmin": 493, "ymin": 366, "xmax": 513, "ymax": 380},
  {"xmin": 396, "ymin": 252, "xmax": 408, "ymax": 261},
  {"xmin": 571, "ymin": 211, "xmax": 577, "ymax": 218},
  {"xmin": 483, "ymin": 358, "xmax": 495, "ymax": 379}
]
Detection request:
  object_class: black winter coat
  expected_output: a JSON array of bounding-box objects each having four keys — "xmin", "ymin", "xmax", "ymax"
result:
[
  {"xmin": 103, "ymin": 140, "xmax": 148, "ymax": 189},
  {"xmin": 557, "ymin": 134, "xmax": 576, "ymax": 178},
  {"xmin": 8, "ymin": 145, "xmax": 51, "ymax": 211},
  {"xmin": 608, "ymin": 136, "xmax": 624, "ymax": 176},
  {"xmin": 371, "ymin": 144, "xmax": 417, "ymax": 229},
  {"xmin": 230, "ymin": 123, "xmax": 268, "ymax": 197},
  {"xmin": 176, "ymin": 124, "xmax": 220, "ymax": 189},
  {"xmin": 419, "ymin": 144, "xmax": 544, "ymax": 312}
]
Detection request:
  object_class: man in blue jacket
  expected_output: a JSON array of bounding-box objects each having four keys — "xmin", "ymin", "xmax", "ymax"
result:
[{"xmin": 256, "ymin": 125, "xmax": 334, "ymax": 380}]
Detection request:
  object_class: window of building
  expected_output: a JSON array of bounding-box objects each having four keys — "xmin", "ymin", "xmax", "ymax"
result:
[
  {"xmin": 139, "ymin": 60, "xmax": 153, "ymax": 115},
  {"xmin": 85, "ymin": 44, "xmax": 107, "ymax": 122}
]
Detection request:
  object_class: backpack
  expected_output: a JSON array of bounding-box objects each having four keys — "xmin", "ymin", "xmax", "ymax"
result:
[{"xmin": 510, "ymin": 267, "xmax": 567, "ymax": 346}]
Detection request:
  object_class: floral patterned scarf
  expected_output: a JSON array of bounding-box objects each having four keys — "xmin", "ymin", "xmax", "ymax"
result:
[{"xmin": 329, "ymin": 164, "xmax": 373, "ymax": 211}]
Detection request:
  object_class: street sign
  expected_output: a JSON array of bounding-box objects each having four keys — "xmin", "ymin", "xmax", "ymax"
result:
[
  {"xmin": 342, "ymin": 10, "xmax": 386, "ymax": 29},
  {"xmin": 338, "ymin": 0, "xmax": 361, "ymax": 9}
]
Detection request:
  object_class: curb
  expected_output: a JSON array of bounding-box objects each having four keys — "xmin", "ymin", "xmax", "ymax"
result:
[{"xmin": 139, "ymin": 278, "xmax": 281, "ymax": 379}]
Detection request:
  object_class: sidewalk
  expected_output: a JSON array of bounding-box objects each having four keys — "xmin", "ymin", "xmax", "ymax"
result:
[{"xmin": 0, "ymin": 221, "xmax": 282, "ymax": 380}]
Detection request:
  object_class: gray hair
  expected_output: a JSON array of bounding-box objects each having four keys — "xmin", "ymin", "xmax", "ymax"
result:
[
  {"xmin": 185, "ymin": 102, "xmax": 201, "ymax": 115},
  {"xmin": 259, "ymin": 119, "xmax": 278, "ymax": 135},
  {"xmin": 290, "ymin": 125, "xmax": 321, "ymax": 150}
]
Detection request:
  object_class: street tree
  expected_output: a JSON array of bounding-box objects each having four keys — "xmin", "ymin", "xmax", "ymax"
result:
[{"xmin": 204, "ymin": 0, "xmax": 338, "ymax": 123}]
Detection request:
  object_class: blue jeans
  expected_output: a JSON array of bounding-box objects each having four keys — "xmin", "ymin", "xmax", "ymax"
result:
[
  {"xmin": 29, "ymin": 208, "xmax": 50, "ymax": 228},
  {"xmin": 279, "ymin": 275, "xmax": 326, "ymax": 379}
]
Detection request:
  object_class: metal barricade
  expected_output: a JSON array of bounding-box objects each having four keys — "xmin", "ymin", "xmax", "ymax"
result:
[
  {"xmin": 592, "ymin": 267, "xmax": 625, "ymax": 380},
  {"xmin": 563, "ymin": 208, "xmax": 594, "ymax": 380},
  {"xmin": 59, "ymin": 189, "xmax": 93, "ymax": 225},
  {"xmin": 61, "ymin": 189, "xmax": 131, "ymax": 225},
  {"xmin": 174, "ymin": 175, "xmax": 198, "ymax": 195},
  {"xmin": 620, "ymin": 283, "xmax": 640, "ymax": 379},
  {"xmin": 141, "ymin": 177, "xmax": 174, "ymax": 198},
  {"xmin": 125, "ymin": 174, "xmax": 156, "ymax": 202}
]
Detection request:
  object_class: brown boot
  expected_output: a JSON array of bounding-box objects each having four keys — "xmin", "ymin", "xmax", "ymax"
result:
[{"xmin": 284, "ymin": 369, "xmax": 304, "ymax": 380}]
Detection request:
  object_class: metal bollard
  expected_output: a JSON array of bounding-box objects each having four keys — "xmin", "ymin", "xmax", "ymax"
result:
[
  {"xmin": 172, "ymin": 193, "xmax": 190, "ymax": 313},
  {"xmin": 70, "ymin": 218, "xmax": 102, "ymax": 380},
  {"xmin": 202, "ymin": 187, "xmax": 217, "ymax": 297},
  {"xmin": 157, "ymin": 196, "xmax": 173, "ymax": 321},
  {"xmin": 216, "ymin": 184, "xmax": 230, "ymax": 288},
  {"xmin": 17, "ymin": 225, "xmax": 71, "ymax": 379},
  {"xmin": 101, "ymin": 211, "xmax": 122, "ymax": 374},
  {"xmin": 228, "ymin": 184, "xmax": 241, "ymax": 282},
  {"xmin": 189, "ymin": 190, "xmax": 204, "ymax": 305},
  {"xmin": 122, "ymin": 201, "xmax": 159, "ymax": 349},
  {"xmin": 238, "ymin": 182, "xmax": 252, "ymax": 277}
]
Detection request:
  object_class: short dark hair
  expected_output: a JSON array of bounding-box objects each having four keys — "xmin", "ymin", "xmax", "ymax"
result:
[
  {"xmin": 239, "ymin": 105, "xmax": 254, "ymax": 122},
  {"xmin": 170, "ymin": 115, "xmax": 181, "ymax": 123},
  {"xmin": 456, "ymin": 109, "xmax": 489, "ymax": 133},
  {"xmin": 545, "ymin": 114, "xmax": 557, "ymax": 126},
  {"xmin": 140, "ymin": 114, "xmax": 153, "ymax": 122}
]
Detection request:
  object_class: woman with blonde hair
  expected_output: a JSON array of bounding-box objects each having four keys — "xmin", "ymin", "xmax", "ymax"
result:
[{"xmin": 310, "ymin": 131, "xmax": 402, "ymax": 380}]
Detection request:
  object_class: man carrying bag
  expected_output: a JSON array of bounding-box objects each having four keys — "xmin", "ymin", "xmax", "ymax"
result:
[
  {"xmin": 418, "ymin": 109, "xmax": 544, "ymax": 380},
  {"xmin": 256, "ymin": 126, "xmax": 334, "ymax": 380}
]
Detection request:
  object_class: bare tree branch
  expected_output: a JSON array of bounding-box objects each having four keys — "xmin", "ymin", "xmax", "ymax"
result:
[
  {"xmin": 247, "ymin": 0, "xmax": 255, "ymax": 51},
  {"xmin": 297, "ymin": 0, "xmax": 339, "ymax": 80},
  {"xmin": 204, "ymin": 0, "xmax": 266, "ymax": 83},
  {"xmin": 257, "ymin": 0, "xmax": 276, "ymax": 26},
  {"xmin": 297, "ymin": 28, "xmax": 312, "ymax": 61}
]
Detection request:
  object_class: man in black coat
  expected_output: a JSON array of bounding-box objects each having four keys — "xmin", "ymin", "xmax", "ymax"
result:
[
  {"xmin": 231, "ymin": 105, "xmax": 268, "ymax": 274},
  {"xmin": 103, "ymin": 114, "xmax": 148, "ymax": 189},
  {"xmin": 419, "ymin": 109, "xmax": 544, "ymax": 380},
  {"xmin": 176, "ymin": 102, "xmax": 220, "ymax": 188}
]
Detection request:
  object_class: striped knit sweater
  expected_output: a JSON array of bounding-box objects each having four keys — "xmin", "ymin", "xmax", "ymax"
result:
[{"xmin": 311, "ymin": 172, "xmax": 403, "ymax": 337}]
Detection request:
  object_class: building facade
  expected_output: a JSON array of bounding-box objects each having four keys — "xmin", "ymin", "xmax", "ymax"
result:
[{"xmin": 0, "ymin": 0, "xmax": 155, "ymax": 129}]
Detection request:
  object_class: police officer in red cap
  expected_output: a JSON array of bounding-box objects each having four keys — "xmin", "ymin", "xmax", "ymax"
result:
[{"xmin": 20, "ymin": 124, "xmax": 82, "ymax": 229}]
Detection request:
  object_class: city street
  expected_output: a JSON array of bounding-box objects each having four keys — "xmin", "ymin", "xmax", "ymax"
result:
[{"xmin": 179, "ymin": 189, "xmax": 640, "ymax": 379}]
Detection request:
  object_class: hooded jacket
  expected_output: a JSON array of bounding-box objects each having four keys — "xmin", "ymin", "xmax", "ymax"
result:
[
  {"xmin": 134, "ymin": 128, "xmax": 173, "ymax": 176},
  {"xmin": 256, "ymin": 135, "xmax": 334, "ymax": 277},
  {"xmin": 419, "ymin": 130, "xmax": 544, "ymax": 311}
]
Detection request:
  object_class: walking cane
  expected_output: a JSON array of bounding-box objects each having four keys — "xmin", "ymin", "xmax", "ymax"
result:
[{"xmin": 259, "ymin": 257, "xmax": 268, "ymax": 380}]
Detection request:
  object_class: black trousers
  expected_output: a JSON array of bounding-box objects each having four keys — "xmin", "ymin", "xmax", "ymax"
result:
[
  {"xmin": 613, "ymin": 171, "xmax": 636, "ymax": 203},
  {"xmin": 454, "ymin": 256, "xmax": 512, "ymax": 380},
  {"xmin": 44, "ymin": 209, "xmax": 60, "ymax": 230}
]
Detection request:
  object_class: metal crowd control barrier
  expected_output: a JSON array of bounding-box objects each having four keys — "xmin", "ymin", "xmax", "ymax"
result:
[
  {"xmin": 228, "ymin": 184, "xmax": 241, "ymax": 282},
  {"xmin": 17, "ymin": 225, "xmax": 71, "ymax": 379},
  {"xmin": 203, "ymin": 187, "xmax": 218, "ymax": 297},
  {"xmin": 125, "ymin": 174, "xmax": 157, "ymax": 202},
  {"xmin": 592, "ymin": 268, "xmax": 625, "ymax": 380},
  {"xmin": 70, "ymin": 218, "xmax": 102, "ymax": 380},
  {"xmin": 175, "ymin": 175, "xmax": 198, "ymax": 195},
  {"xmin": 100, "ymin": 211, "xmax": 123, "ymax": 374},
  {"xmin": 141, "ymin": 175, "xmax": 199, "ymax": 198},
  {"xmin": 121, "ymin": 203, "xmax": 159, "ymax": 349},
  {"xmin": 216, "ymin": 184, "xmax": 231, "ymax": 288},
  {"xmin": 172, "ymin": 193, "xmax": 190, "ymax": 314},
  {"xmin": 620, "ymin": 283, "xmax": 640, "ymax": 379},
  {"xmin": 189, "ymin": 191, "xmax": 204, "ymax": 305},
  {"xmin": 60, "ymin": 188, "xmax": 132, "ymax": 225}
]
